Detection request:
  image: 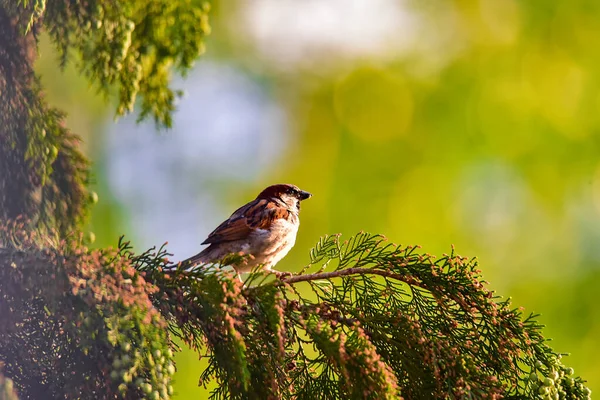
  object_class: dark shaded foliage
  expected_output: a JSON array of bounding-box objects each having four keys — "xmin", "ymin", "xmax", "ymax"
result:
[
  {"xmin": 0, "ymin": 3, "xmax": 91, "ymax": 238},
  {"xmin": 1, "ymin": 0, "xmax": 210, "ymax": 397},
  {"xmin": 0, "ymin": 221, "xmax": 174, "ymax": 399}
]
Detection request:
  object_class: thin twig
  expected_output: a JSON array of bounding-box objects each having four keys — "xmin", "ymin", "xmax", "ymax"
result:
[{"xmin": 279, "ymin": 267, "xmax": 426, "ymax": 290}]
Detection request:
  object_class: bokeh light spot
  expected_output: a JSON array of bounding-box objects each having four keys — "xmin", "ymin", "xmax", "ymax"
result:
[
  {"xmin": 521, "ymin": 50, "xmax": 585, "ymax": 135},
  {"xmin": 479, "ymin": 0, "xmax": 520, "ymax": 45},
  {"xmin": 592, "ymin": 163, "xmax": 600, "ymax": 215},
  {"xmin": 334, "ymin": 67, "xmax": 413, "ymax": 142}
]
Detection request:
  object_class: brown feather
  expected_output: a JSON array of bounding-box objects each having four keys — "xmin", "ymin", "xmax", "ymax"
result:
[
  {"xmin": 201, "ymin": 198, "xmax": 291, "ymax": 245},
  {"xmin": 257, "ymin": 184, "xmax": 293, "ymax": 199}
]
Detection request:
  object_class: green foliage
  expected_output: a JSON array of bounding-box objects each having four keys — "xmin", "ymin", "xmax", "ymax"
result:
[
  {"xmin": 0, "ymin": 220, "xmax": 174, "ymax": 399},
  {"xmin": 43, "ymin": 0, "xmax": 211, "ymax": 127},
  {"xmin": 0, "ymin": 373, "xmax": 18, "ymax": 400},
  {"xmin": 29, "ymin": 104, "xmax": 92, "ymax": 236},
  {"xmin": 2, "ymin": 0, "xmax": 211, "ymax": 236},
  {"xmin": 16, "ymin": 0, "xmax": 46, "ymax": 32},
  {"xmin": 138, "ymin": 232, "xmax": 591, "ymax": 399},
  {"xmin": 0, "ymin": 219, "xmax": 591, "ymax": 399},
  {"xmin": 0, "ymin": 5, "xmax": 91, "ymax": 238},
  {"xmin": 1, "ymin": 1, "xmax": 210, "ymax": 397}
]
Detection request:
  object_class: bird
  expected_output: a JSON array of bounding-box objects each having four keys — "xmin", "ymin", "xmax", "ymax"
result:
[{"xmin": 181, "ymin": 184, "xmax": 312, "ymax": 276}]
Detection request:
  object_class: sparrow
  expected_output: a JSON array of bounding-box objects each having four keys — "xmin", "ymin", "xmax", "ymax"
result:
[{"xmin": 182, "ymin": 184, "xmax": 312, "ymax": 275}]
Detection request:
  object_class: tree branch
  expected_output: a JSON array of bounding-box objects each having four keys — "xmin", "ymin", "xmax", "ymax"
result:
[{"xmin": 279, "ymin": 266, "xmax": 425, "ymax": 289}]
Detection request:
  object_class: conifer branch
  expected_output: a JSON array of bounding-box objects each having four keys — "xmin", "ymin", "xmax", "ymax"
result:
[
  {"xmin": 279, "ymin": 266, "xmax": 427, "ymax": 287},
  {"xmin": 137, "ymin": 233, "xmax": 592, "ymax": 399},
  {"xmin": 1, "ymin": 220, "xmax": 593, "ymax": 399}
]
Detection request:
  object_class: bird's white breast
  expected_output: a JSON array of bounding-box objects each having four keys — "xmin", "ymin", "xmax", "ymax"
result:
[{"xmin": 247, "ymin": 216, "xmax": 299, "ymax": 269}]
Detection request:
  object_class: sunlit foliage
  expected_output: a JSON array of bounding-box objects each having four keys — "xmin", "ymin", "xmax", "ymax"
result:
[{"xmin": 138, "ymin": 233, "xmax": 590, "ymax": 399}]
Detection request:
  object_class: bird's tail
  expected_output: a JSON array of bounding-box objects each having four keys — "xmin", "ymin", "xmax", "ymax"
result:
[
  {"xmin": 181, "ymin": 249, "xmax": 211, "ymax": 267},
  {"xmin": 163, "ymin": 246, "xmax": 211, "ymax": 272}
]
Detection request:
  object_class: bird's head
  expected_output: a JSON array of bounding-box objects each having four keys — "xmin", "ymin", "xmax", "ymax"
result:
[{"xmin": 257, "ymin": 184, "xmax": 312, "ymax": 212}]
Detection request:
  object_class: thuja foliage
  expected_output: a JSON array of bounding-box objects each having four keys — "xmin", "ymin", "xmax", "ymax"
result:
[
  {"xmin": 43, "ymin": 0, "xmax": 211, "ymax": 126},
  {"xmin": 135, "ymin": 233, "xmax": 591, "ymax": 400},
  {"xmin": 0, "ymin": 222, "xmax": 592, "ymax": 399},
  {"xmin": 0, "ymin": 4, "xmax": 91, "ymax": 237},
  {"xmin": 0, "ymin": 0, "xmax": 210, "ymax": 237},
  {"xmin": 0, "ymin": 220, "xmax": 175, "ymax": 399},
  {"xmin": 16, "ymin": 0, "xmax": 211, "ymax": 126}
]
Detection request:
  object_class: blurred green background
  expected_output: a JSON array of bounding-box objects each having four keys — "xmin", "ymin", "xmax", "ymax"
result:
[{"xmin": 35, "ymin": 0, "xmax": 599, "ymax": 397}]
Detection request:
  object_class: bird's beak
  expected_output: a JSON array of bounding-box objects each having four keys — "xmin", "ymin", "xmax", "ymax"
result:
[{"xmin": 299, "ymin": 190, "xmax": 312, "ymax": 200}]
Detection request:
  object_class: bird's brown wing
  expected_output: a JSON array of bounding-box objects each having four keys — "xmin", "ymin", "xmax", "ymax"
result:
[{"xmin": 201, "ymin": 198, "xmax": 290, "ymax": 245}]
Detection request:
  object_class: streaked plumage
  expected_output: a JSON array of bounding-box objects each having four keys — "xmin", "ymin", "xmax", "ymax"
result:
[{"xmin": 182, "ymin": 184, "xmax": 311, "ymax": 273}]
